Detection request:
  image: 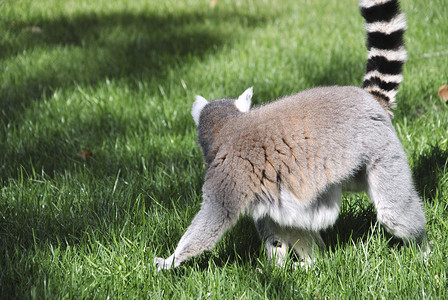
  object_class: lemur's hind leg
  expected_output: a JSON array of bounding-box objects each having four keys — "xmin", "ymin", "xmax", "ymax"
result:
[{"xmin": 365, "ymin": 143, "xmax": 428, "ymax": 252}]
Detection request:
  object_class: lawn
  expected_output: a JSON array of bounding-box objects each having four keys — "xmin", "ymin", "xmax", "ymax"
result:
[{"xmin": 1, "ymin": 0, "xmax": 447, "ymax": 298}]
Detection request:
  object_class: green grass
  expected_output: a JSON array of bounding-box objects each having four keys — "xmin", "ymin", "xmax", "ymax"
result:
[{"xmin": 1, "ymin": 0, "xmax": 447, "ymax": 298}]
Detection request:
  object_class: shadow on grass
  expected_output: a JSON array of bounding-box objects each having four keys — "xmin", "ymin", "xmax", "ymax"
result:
[
  {"xmin": 323, "ymin": 199, "xmax": 377, "ymax": 249},
  {"xmin": 413, "ymin": 145, "xmax": 448, "ymax": 202},
  {"xmin": 1, "ymin": 9, "xmax": 269, "ymax": 121},
  {"xmin": 2, "ymin": 12, "xmax": 210, "ymax": 120}
]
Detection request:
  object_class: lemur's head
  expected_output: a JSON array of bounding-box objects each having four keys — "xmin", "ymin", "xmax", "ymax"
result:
[
  {"xmin": 191, "ymin": 87, "xmax": 253, "ymax": 165},
  {"xmin": 191, "ymin": 87, "xmax": 253, "ymax": 126}
]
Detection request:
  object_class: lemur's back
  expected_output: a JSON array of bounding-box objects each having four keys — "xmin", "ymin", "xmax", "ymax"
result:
[{"xmin": 210, "ymin": 86, "xmax": 390, "ymax": 204}]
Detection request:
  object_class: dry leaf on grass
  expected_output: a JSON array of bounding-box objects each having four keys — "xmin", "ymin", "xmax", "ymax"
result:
[
  {"xmin": 437, "ymin": 84, "xmax": 448, "ymax": 104},
  {"xmin": 77, "ymin": 149, "xmax": 93, "ymax": 162}
]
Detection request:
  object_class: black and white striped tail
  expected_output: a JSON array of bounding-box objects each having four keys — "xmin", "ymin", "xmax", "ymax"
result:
[{"xmin": 360, "ymin": 0, "xmax": 407, "ymax": 113}]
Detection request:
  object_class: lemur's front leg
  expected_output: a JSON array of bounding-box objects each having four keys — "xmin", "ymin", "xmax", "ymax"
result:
[{"xmin": 153, "ymin": 195, "xmax": 239, "ymax": 270}]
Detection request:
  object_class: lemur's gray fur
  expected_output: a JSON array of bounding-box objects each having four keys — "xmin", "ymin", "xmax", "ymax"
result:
[{"xmin": 153, "ymin": 0, "xmax": 428, "ymax": 270}]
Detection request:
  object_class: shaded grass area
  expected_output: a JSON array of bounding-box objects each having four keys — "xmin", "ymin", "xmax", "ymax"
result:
[
  {"xmin": 1, "ymin": 2, "xmax": 272, "ymax": 184},
  {"xmin": 1, "ymin": 9, "xmax": 267, "ymax": 117},
  {"xmin": 1, "ymin": 0, "xmax": 448, "ymax": 298}
]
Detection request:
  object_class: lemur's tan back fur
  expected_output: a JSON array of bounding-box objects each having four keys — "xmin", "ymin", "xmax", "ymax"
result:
[{"xmin": 203, "ymin": 87, "xmax": 384, "ymax": 209}]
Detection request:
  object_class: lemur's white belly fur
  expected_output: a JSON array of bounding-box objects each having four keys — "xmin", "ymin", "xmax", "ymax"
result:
[{"xmin": 249, "ymin": 184, "xmax": 342, "ymax": 231}]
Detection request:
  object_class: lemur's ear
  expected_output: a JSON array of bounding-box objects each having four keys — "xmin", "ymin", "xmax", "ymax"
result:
[
  {"xmin": 191, "ymin": 95, "xmax": 209, "ymax": 126},
  {"xmin": 235, "ymin": 87, "xmax": 253, "ymax": 112}
]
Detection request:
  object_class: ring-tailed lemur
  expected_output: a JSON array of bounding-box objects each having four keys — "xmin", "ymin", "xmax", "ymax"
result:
[{"xmin": 153, "ymin": 0, "xmax": 428, "ymax": 270}]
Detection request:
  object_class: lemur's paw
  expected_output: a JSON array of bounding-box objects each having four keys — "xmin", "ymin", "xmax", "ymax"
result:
[{"xmin": 153, "ymin": 257, "xmax": 174, "ymax": 271}]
